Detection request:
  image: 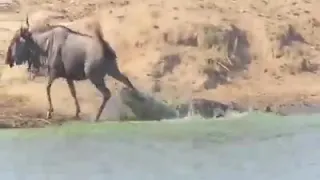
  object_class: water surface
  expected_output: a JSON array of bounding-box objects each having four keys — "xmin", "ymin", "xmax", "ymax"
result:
[{"xmin": 1, "ymin": 112, "xmax": 320, "ymax": 180}]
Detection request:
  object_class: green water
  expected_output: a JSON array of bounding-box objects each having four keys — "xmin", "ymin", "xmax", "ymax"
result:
[{"xmin": 1, "ymin": 112, "xmax": 320, "ymax": 180}]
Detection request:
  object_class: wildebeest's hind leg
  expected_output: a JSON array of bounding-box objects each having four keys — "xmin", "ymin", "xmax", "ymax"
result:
[
  {"xmin": 46, "ymin": 76, "xmax": 57, "ymax": 119},
  {"xmin": 116, "ymin": 73, "xmax": 136, "ymax": 90},
  {"xmin": 90, "ymin": 78, "xmax": 111, "ymax": 121},
  {"xmin": 66, "ymin": 79, "xmax": 81, "ymax": 119},
  {"xmin": 108, "ymin": 69, "xmax": 136, "ymax": 91},
  {"xmin": 108, "ymin": 70, "xmax": 149, "ymax": 101}
]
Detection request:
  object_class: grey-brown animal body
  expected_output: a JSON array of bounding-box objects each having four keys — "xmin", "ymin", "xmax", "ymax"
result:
[{"xmin": 7, "ymin": 18, "xmax": 137, "ymax": 121}]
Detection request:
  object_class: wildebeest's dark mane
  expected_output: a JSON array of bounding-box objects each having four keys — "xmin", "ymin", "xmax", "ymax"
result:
[{"xmin": 30, "ymin": 24, "xmax": 92, "ymax": 38}]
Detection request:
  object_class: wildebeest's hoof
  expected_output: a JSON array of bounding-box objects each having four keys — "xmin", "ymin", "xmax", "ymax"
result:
[
  {"xmin": 46, "ymin": 111, "xmax": 53, "ymax": 119},
  {"xmin": 73, "ymin": 115, "xmax": 81, "ymax": 120},
  {"xmin": 28, "ymin": 75, "xmax": 35, "ymax": 81}
]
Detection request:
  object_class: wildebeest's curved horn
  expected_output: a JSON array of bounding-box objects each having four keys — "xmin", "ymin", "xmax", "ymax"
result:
[{"xmin": 25, "ymin": 14, "xmax": 30, "ymax": 28}]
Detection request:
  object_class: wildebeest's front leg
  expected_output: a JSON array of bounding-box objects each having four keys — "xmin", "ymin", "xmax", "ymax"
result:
[
  {"xmin": 27, "ymin": 59, "xmax": 31, "ymax": 72},
  {"xmin": 26, "ymin": 58, "xmax": 34, "ymax": 80},
  {"xmin": 46, "ymin": 76, "xmax": 56, "ymax": 119},
  {"xmin": 90, "ymin": 78, "xmax": 111, "ymax": 121},
  {"xmin": 66, "ymin": 79, "xmax": 81, "ymax": 119}
]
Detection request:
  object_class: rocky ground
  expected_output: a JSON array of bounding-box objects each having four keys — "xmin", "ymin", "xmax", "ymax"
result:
[{"xmin": 0, "ymin": 0, "xmax": 319, "ymax": 128}]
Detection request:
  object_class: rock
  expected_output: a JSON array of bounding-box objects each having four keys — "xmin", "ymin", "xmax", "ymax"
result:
[
  {"xmin": 228, "ymin": 101, "xmax": 249, "ymax": 112},
  {"xmin": 274, "ymin": 102, "xmax": 320, "ymax": 116},
  {"xmin": 265, "ymin": 105, "xmax": 272, "ymax": 112}
]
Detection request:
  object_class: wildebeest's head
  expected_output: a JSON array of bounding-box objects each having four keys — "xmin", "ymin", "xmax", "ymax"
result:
[{"xmin": 5, "ymin": 16, "xmax": 34, "ymax": 68}]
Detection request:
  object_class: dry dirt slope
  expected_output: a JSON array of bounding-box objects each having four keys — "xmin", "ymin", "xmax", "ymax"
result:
[{"xmin": 0, "ymin": 0, "xmax": 319, "ymax": 127}]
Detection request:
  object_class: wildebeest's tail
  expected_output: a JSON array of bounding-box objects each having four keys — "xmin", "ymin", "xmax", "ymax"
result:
[{"xmin": 91, "ymin": 20, "xmax": 117, "ymax": 60}]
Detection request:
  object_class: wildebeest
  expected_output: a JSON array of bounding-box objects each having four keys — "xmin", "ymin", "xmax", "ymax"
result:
[{"xmin": 6, "ymin": 16, "xmax": 137, "ymax": 121}]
